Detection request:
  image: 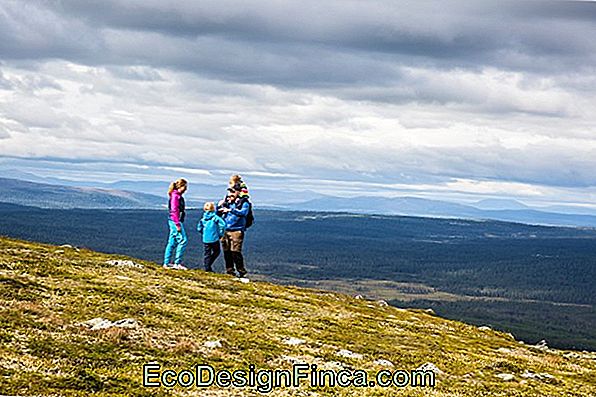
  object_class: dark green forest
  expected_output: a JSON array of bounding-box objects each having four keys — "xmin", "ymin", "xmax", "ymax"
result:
[{"xmin": 0, "ymin": 203, "xmax": 594, "ymax": 350}]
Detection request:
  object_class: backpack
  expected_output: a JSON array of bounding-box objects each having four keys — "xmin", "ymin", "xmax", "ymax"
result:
[{"xmin": 244, "ymin": 200, "xmax": 255, "ymax": 229}]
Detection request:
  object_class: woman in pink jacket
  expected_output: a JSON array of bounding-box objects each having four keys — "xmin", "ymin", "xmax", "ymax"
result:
[{"xmin": 163, "ymin": 178, "xmax": 188, "ymax": 269}]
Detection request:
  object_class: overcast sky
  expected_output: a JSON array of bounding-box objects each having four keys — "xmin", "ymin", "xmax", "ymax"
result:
[{"xmin": 1, "ymin": 1, "xmax": 596, "ymax": 205}]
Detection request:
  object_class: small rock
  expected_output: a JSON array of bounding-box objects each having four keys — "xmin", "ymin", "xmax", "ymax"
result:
[
  {"xmin": 112, "ymin": 318, "xmax": 139, "ymax": 329},
  {"xmin": 204, "ymin": 340, "xmax": 223, "ymax": 349},
  {"xmin": 283, "ymin": 337, "xmax": 306, "ymax": 346},
  {"xmin": 373, "ymin": 359, "xmax": 394, "ymax": 367},
  {"xmin": 530, "ymin": 339, "xmax": 549, "ymax": 351},
  {"xmin": 336, "ymin": 349, "xmax": 363, "ymax": 360},
  {"xmin": 80, "ymin": 317, "xmax": 139, "ymax": 330},
  {"xmin": 424, "ymin": 308, "xmax": 435, "ymax": 315},
  {"xmin": 478, "ymin": 326, "xmax": 492, "ymax": 331},
  {"xmin": 82, "ymin": 318, "xmax": 113, "ymax": 331},
  {"xmin": 534, "ymin": 340, "xmax": 548, "ymax": 350},
  {"xmin": 55, "ymin": 250, "xmax": 65, "ymax": 254},
  {"xmin": 520, "ymin": 371, "xmax": 535, "ymax": 379},
  {"xmin": 354, "ymin": 294, "xmax": 364, "ymax": 300},
  {"xmin": 280, "ymin": 355, "xmax": 303, "ymax": 364},
  {"xmin": 60, "ymin": 244, "xmax": 74, "ymax": 249},
  {"xmin": 235, "ymin": 277, "xmax": 250, "ymax": 284},
  {"xmin": 376, "ymin": 300, "xmax": 389, "ymax": 307},
  {"xmin": 225, "ymin": 321, "xmax": 237, "ymax": 327},
  {"xmin": 323, "ymin": 361, "xmax": 346, "ymax": 371},
  {"xmin": 497, "ymin": 348, "xmax": 513, "ymax": 354},
  {"xmin": 521, "ymin": 371, "xmax": 555, "ymax": 381},
  {"xmin": 106, "ymin": 260, "xmax": 144, "ymax": 269},
  {"xmin": 504, "ymin": 332, "xmax": 515, "ymax": 340},
  {"xmin": 416, "ymin": 362, "xmax": 443, "ymax": 374},
  {"xmin": 496, "ymin": 373, "xmax": 515, "ymax": 382}
]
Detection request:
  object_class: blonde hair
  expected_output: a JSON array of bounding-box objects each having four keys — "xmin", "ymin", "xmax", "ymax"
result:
[
  {"xmin": 229, "ymin": 174, "xmax": 242, "ymax": 186},
  {"xmin": 168, "ymin": 178, "xmax": 188, "ymax": 195},
  {"xmin": 203, "ymin": 202, "xmax": 215, "ymax": 212}
]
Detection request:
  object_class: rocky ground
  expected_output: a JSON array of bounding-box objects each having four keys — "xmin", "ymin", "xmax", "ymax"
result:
[{"xmin": 0, "ymin": 237, "xmax": 594, "ymax": 396}]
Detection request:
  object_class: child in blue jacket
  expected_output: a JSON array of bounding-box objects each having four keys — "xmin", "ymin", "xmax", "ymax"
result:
[{"xmin": 197, "ymin": 202, "xmax": 226, "ymax": 272}]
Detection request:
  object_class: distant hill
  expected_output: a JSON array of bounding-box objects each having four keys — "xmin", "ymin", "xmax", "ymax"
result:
[
  {"xmin": 472, "ymin": 198, "xmax": 531, "ymax": 210},
  {"xmin": 292, "ymin": 196, "xmax": 478, "ymax": 216},
  {"xmin": 1, "ymin": 236, "xmax": 594, "ymax": 396},
  {"xmin": 0, "ymin": 173, "xmax": 328, "ymax": 207},
  {"xmin": 287, "ymin": 196, "xmax": 596, "ymax": 228},
  {"xmin": 3, "ymin": 176, "xmax": 596, "ymax": 228},
  {"xmin": 0, "ymin": 177, "xmax": 164, "ymax": 209}
]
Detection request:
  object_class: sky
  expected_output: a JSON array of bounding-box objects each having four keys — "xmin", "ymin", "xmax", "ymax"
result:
[{"xmin": 1, "ymin": 0, "xmax": 596, "ymax": 206}]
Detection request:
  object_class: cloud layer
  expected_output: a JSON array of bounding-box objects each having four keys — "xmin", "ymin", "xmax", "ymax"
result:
[{"xmin": 1, "ymin": 0, "xmax": 596, "ymax": 204}]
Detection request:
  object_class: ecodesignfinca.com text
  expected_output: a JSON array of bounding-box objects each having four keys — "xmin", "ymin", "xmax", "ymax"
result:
[{"xmin": 143, "ymin": 363, "xmax": 436, "ymax": 393}]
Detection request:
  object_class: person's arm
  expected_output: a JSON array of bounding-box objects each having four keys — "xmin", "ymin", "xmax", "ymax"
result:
[
  {"xmin": 197, "ymin": 219, "xmax": 204, "ymax": 234},
  {"xmin": 216, "ymin": 199, "xmax": 228, "ymax": 216},
  {"xmin": 216, "ymin": 217, "xmax": 226, "ymax": 237},
  {"xmin": 230, "ymin": 202, "xmax": 249, "ymax": 217}
]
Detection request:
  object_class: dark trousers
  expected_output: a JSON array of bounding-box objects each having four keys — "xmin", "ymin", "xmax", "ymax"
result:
[
  {"xmin": 223, "ymin": 250, "xmax": 247, "ymax": 276},
  {"xmin": 203, "ymin": 242, "xmax": 221, "ymax": 272}
]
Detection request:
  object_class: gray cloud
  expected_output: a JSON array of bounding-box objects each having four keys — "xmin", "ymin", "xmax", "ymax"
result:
[
  {"xmin": 1, "ymin": 0, "xmax": 596, "ymax": 202},
  {"xmin": 2, "ymin": 1, "xmax": 595, "ymax": 85}
]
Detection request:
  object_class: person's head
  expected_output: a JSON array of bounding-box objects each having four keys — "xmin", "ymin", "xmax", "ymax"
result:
[
  {"xmin": 168, "ymin": 178, "xmax": 188, "ymax": 195},
  {"xmin": 203, "ymin": 202, "xmax": 215, "ymax": 212},
  {"xmin": 227, "ymin": 187, "xmax": 239, "ymax": 200},
  {"xmin": 229, "ymin": 174, "xmax": 242, "ymax": 187}
]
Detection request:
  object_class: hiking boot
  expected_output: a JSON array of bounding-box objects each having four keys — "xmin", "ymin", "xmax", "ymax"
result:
[
  {"xmin": 238, "ymin": 271, "xmax": 248, "ymax": 278},
  {"xmin": 172, "ymin": 264, "xmax": 188, "ymax": 270},
  {"xmin": 163, "ymin": 263, "xmax": 174, "ymax": 269}
]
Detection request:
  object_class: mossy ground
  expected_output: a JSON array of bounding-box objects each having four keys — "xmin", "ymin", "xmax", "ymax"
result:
[{"xmin": 0, "ymin": 237, "xmax": 594, "ymax": 396}]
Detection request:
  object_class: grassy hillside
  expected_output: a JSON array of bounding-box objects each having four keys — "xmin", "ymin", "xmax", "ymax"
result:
[
  {"xmin": 0, "ymin": 237, "xmax": 594, "ymax": 396},
  {"xmin": 2, "ymin": 203, "xmax": 594, "ymax": 350}
]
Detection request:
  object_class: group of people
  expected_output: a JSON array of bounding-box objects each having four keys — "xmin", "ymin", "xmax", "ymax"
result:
[{"xmin": 163, "ymin": 175, "xmax": 252, "ymax": 277}]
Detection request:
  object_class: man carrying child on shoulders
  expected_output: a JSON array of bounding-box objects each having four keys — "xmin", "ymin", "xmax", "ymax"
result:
[{"xmin": 217, "ymin": 183, "xmax": 252, "ymax": 277}]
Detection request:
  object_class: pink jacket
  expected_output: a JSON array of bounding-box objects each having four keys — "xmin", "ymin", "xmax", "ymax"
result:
[{"xmin": 169, "ymin": 190, "xmax": 183, "ymax": 226}]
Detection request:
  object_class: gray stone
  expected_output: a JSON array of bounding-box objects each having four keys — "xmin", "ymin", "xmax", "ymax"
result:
[
  {"xmin": 283, "ymin": 337, "xmax": 306, "ymax": 346},
  {"xmin": 204, "ymin": 340, "xmax": 223, "ymax": 349},
  {"xmin": 521, "ymin": 371, "xmax": 555, "ymax": 381},
  {"xmin": 112, "ymin": 318, "xmax": 139, "ymax": 329},
  {"xmin": 106, "ymin": 259, "xmax": 144, "ymax": 269},
  {"xmin": 496, "ymin": 373, "xmax": 515, "ymax": 382},
  {"xmin": 81, "ymin": 317, "xmax": 139, "ymax": 331},
  {"xmin": 336, "ymin": 349, "xmax": 363, "ymax": 360},
  {"xmin": 416, "ymin": 362, "xmax": 443, "ymax": 374},
  {"xmin": 373, "ymin": 359, "xmax": 394, "ymax": 367}
]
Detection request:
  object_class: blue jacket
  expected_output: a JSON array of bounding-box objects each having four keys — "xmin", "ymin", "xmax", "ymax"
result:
[
  {"xmin": 219, "ymin": 199, "xmax": 250, "ymax": 231},
  {"xmin": 197, "ymin": 211, "xmax": 226, "ymax": 243}
]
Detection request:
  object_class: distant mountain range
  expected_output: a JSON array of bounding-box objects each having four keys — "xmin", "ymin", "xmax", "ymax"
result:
[
  {"xmin": 0, "ymin": 177, "xmax": 164, "ymax": 209},
  {"xmin": 1, "ymin": 176, "xmax": 595, "ymax": 228}
]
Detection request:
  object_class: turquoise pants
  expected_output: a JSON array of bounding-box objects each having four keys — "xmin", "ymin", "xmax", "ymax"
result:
[{"xmin": 163, "ymin": 220, "xmax": 188, "ymax": 265}]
